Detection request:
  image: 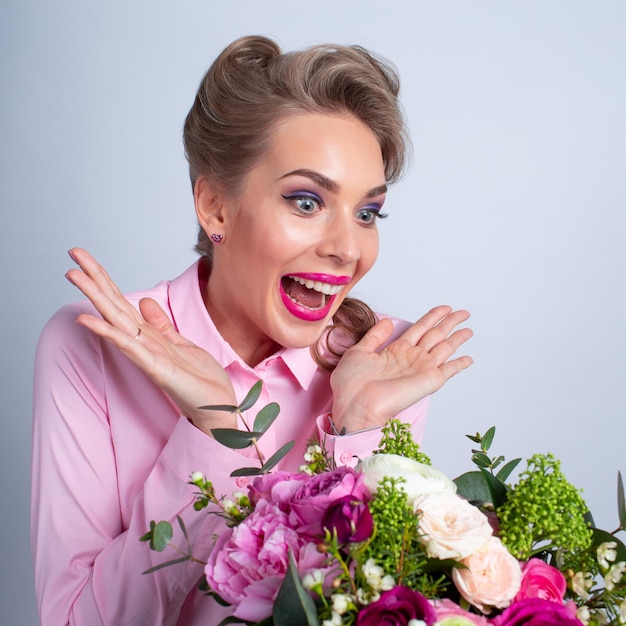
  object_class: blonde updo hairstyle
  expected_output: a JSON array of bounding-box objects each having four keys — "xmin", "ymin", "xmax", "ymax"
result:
[{"xmin": 183, "ymin": 35, "xmax": 409, "ymax": 369}]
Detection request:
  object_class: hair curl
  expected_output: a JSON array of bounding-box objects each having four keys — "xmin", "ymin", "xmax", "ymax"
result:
[{"xmin": 183, "ymin": 36, "xmax": 409, "ymax": 369}]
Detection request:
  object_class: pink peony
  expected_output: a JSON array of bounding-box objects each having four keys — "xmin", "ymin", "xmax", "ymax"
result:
[
  {"xmin": 288, "ymin": 467, "xmax": 369, "ymax": 537},
  {"xmin": 492, "ymin": 598, "xmax": 583, "ymax": 625},
  {"xmin": 452, "ymin": 536, "xmax": 522, "ymax": 613},
  {"xmin": 415, "ymin": 491, "xmax": 494, "ymax": 560},
  {"xmin": 204, "ymin": 502, "xmax": 328, "ymax": 622},
  {"xmin": 514, "ymin": 558, "xmax": 567, "ymax": 604},
  {"xmin": 247, "ymin": 470, "xmax": 307, "ymax": 508},
  {"xmin": 431, "ymin": 598, "xmax": 491, "ymax": 625},
  {"xmin": 356, "ymin": 587, "xmax": 437, "ymax": 626}
]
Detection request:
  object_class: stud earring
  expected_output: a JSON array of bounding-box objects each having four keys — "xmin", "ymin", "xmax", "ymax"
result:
[{"xmin": 210, "ymin": 233, "xmax": 224, "ymax": 244}]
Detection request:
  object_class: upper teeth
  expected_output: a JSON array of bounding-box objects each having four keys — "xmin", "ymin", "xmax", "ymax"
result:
[{"xmin": 290, "ymin": 276, "xmax": 343, "ymax": 296}]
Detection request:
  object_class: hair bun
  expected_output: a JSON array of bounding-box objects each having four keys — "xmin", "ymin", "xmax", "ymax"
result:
[{"xmin": 225, "ymin": 35, "xmax": 281, "ymax": 69}]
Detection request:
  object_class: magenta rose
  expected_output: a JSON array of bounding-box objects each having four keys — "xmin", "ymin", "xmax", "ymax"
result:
[
  {"xmin": 204, "ymin": 502, "xmax": 328, "ymax": 622},
  {"xmin": 492, "ymin": 598, "xmax": 583, "ymax": 626},
  {"xmin": 514, "ymin": 558, "xmax": 566, "ymax": 604},
  {"xmin": 321, "ymin": 495, "xmax": 373, "ymax": 544},
  {"xmin": 288, "ymin": 467, "xmax": 369, "ymax": 537},
  {"xmin": 356, "ymin": 587, "xmax": 437, "ymax": 626}
]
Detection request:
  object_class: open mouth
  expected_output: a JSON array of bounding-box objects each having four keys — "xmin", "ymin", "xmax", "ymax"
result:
[{"xmin": 279, "ymin": 274, "xmax": 349, "ymax": 321}]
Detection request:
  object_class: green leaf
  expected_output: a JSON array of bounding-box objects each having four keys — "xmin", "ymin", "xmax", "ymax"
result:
[
  {"xmin": 454, "ymin": 471, "xmax": 492, "ymax": 503},
  {"xmin": 472, "ymin": 452, "xmax": 492, "ymax": 469},
  {"xmin": 198, "ymin": 404, "xmax": 238, "ymax": 412},
  {"xmin": 466, "ymin": 433, "xmax": 481, "ymax": 444},
  {"xmin": 495, "ymin": 458, "xmax": 522, "ymax": 483},
  {"xmin": 177, "ymin": 515, "xmax": 190, "ymax": 549},
  {"xmin": 230, "ymin": 467, "xmax": 263, "ymax": 477},
  {"xmin": 480, "ymin": 468, "xmax": 508, "ymax": 509},
  {"xmin": 590, "ymin": 528, "xmax": 626, "ymax": 563},
  {"xmin": 238, "ymin": 380, "xmax": 263, "ymax": 412},
  {"xmin": 216, "ymin": 617, "xmax": 252, "ymax": 626},
  {"xmin": 261, "ymin": 441, "xmax": 295, "ymax": 473},
  {"xmin": 253, "ymin": 402, "xmax": 280, "ymax": 433},
  {"xmin": 142, "ymin": 555, "xmax": 189, "ymax": 574},
  {"xmin": 618, "ymin": 471, "xmax": 626, "ymax": 529},
  {"xmin": 211, "ymin": 428, "xmax": 263, "ymax": 449},
  {"xmin": 139, "ymin": 520, "xmax": 156, "ymax": 543},
  {"xmin": 273, "ymin": 552, "xmax": 319, "ymax": 626},
  {"xmin": 150, "ymin": 521, "xmax": 173, "ymax": 552},
  {"xmin": 481, "ymin": 426, "xmax": 496, "ymax": 451}
]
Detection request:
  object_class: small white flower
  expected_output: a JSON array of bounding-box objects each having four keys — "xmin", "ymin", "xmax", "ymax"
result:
[
  {"xmin": 331, "ymin": 593, "xmax": 351, "ymax": 615},
  {"xmin": 298, "ymin": 465, "xmax": 314, "ymax": 475},
  {"xmin": 362, "ymin": 558, "xmax": 386, "ymax": 589},
  {"xmin": 380, "ymin": 574, "xmax": 395, "ymax": 591},
  {"xmin": 322, "ymin": 614, "xmax": 342, "ymax": 626},
  {"xmin": 570, "ymin": 571, "xmax": 593, "ymax": 600},
  {"xmin": 619, "ymin": 598, "xmax": 626, "ymax": 622},
  {"xmin": 307, "ymin": 444, "xmax": 322, "ymax": 455},
  {"xmin": 576, "ymin": 605, "xmax": 591, "ymax": 625},
  {"xmin": 408, "ymin": 621, "xmax": 427, "ymax": 626},
  {"xmin": 232, "ymin": 491, "xmax": 244, "ymax": 501},
  {"xmin": 304, "ymin": 452, "xmax": 314, "ymax": 462},
  {"xmin": 604, "ymin": 561, "xmax": 626, "ymax": 591},
  {"xmin": 302, "ymin": 569, "xmax": 324, "ymax": 590},
  {"xmin": 190, "ymin": 471, "xmax": 204, "ymax": 483},
  {"xmin": 597, "ymin": 541, "xmax": 618, "ymax": 569},
  {"xmin": 357, "ymin": 587, "xmax": 380, "ymax": 605},
  {"xmin": 222, "ymin": 498, "xmax": 235, "ymax": 513}
]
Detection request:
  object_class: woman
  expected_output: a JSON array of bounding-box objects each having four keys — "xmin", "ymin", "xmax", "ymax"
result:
[{"xmin": 31, "ymin": 36, "xmax": 473, "ymax": 625}]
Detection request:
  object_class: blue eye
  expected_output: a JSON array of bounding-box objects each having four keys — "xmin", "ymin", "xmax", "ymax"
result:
[
  {"xmin": 282, "ymin": 192, "xmax": 322, "ymax": 214},
  {"xmin": 356, "ymin": 206, "xmax": 388, "ymax": 224}
]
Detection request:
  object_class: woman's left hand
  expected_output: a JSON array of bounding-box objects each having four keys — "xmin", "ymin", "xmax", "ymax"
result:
[{"xmin": 329, "ymin": 306, "xmax": 473, "ymax": 434}]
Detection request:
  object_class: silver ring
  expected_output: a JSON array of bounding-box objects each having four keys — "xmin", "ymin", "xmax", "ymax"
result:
[{"xmin": 133, "ymin": 328, "xmax": 142, "ymax": 342}]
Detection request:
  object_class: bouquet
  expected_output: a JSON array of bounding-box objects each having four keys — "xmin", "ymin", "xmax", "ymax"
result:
[{"xmin": 141, "ymin": 384, "xmax": 626, "ymax": 625}]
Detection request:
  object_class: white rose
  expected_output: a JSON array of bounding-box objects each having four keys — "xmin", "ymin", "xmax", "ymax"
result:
[
  {"xmin": 358, "ymin": 453, "xmax": 456, "ymax": 506},
  {"xmin": 415, "ymin": 491, "xmax": 493, "ymax": 560}
]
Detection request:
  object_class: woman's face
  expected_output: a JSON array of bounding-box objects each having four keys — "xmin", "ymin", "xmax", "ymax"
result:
[{"xmin": 202, "ymin": 112, "xmax": 387, "ymax": 365}]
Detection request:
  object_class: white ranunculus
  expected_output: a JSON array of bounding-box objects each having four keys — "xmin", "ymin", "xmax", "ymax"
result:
[
  {"xmin": 416, "ymin": 491, "xmax": 493, "ymax": 560},
  {"xmin": 358, "ymin": 453, "xmax": 456, "ymax": 506}
]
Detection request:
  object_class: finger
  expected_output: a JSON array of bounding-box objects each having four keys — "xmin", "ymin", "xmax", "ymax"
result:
[
  {"xmin": 428, "ymin": 327, "xmax": 474, "ymax": 365},
  {"xmin": 399, "ymin": 305, "xmax": 454, "ymax": 345},
  {"xmin": 138, "ymin": 298, "xmax": 190, "ymax": 347},
  {"xmin": 69, "ymin": 248, "xmax": 126, "ymax": 302},
  {"xmin": 437, "ymin": 354, "xmax": 474, "ymax": 382},
  {"xmin": 351, "ymin": 317, "xmax": 394, "ymax": 354},
  {"xmin": 416, "ymin": 309, "xmax": 471, "ymax": 353}
]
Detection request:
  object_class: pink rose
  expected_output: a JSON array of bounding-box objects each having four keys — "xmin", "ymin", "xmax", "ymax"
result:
[
  {"xmin": 356, "ymin": 587, "xmax": 437, "ymax": 626},
  {"xmin": 247, "ymin": 470, "xmax": 307, "ymax": 508},
  {"xmin": 415, "ymin": 492, "xmax": 494, "ymax": 560},
  {"xmin": 321, "ymin": 495, "xmax": 373, "ymax": 544},
  {"xmin": 204, "ymin": 502, "xmax": 328, "ymax": 622},
  {"xmin": 492, "ymin": 598, "xmax": 583, "ymax": 625},
  {"xmin": 452, "ymin": 536, "xmax": 522, "ymax": 613},
  {"xmin": 288, "ymin": 467, "xmax": 369, "ymax": 537},
  {"xmin": 431, "ymin": 598, "xmax": 491, "ymax": 625},
  {"xmin": 514, "ymin": 558, "xmax": 566, "ymax": 604}
]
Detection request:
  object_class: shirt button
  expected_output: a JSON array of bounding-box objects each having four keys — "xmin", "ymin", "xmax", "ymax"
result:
[
  {"xmin": 235, "ymin": 476, "xmax": 250, "ymax": 488},
  {"xmin": 266, "ymin": 357, "xmax": 277, "ymax": 367},
  {"xmin": 339, "ymin": 452, "xmax": 353, "ymax": 465}
]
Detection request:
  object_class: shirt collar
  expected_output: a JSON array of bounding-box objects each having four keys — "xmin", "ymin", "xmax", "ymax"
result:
[{"xmin": 167, "ymin": 261, "xmax": 320, "ymax": 390}]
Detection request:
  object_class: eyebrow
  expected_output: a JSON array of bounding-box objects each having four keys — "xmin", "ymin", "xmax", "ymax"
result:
[{"xmin": 278, "ymin": 169, "xmax": 388, "ymax": 198}]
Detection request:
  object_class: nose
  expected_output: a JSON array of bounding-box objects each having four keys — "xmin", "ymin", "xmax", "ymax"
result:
[{"xmin": 316, "ymin": 210, "xmax": 363, "ymax": 265}]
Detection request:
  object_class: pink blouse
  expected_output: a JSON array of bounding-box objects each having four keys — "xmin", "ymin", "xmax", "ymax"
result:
[{"xmin": 31, "ymin": 261, "xmax": 428, "ymax": 625}]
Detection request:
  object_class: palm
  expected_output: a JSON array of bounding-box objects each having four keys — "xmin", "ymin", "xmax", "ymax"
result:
[{"xmin": 330, "ymin": 307, "xmax": 473, "ymax": 433}]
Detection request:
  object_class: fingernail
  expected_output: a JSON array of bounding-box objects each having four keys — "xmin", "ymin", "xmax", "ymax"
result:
[{"xmin": 68, "ymin": 249, "xmax": 78, "ymax": 263}]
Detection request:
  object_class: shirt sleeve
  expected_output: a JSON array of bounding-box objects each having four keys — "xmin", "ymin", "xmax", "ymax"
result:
[
  {"xmin": 30, "ymin": 306, "xmax": 252, "ymax": 626},
  {"xmin": 315, "ymin": 395, "xmax": 430, "ymax": 468}
]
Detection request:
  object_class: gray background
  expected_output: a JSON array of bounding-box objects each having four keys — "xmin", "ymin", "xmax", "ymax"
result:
[{"xmin": 2, "ymin": 1, "xmax": 625, "ymax": 623}]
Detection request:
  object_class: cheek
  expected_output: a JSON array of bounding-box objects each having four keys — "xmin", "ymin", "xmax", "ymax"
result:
[{"xmin": 359, "ymin": 231, "xmax": 380, "ymax": 277}]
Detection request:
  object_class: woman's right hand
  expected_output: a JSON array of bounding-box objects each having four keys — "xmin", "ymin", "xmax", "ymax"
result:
[{"xmin": 65, "ymin": 248, "xmax": 237, "ymax": 434}]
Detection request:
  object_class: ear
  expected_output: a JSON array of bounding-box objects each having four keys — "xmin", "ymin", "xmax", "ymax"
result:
[{"xmin": 194, "ymin": 175, "xmax": 227, "ymax": 236}]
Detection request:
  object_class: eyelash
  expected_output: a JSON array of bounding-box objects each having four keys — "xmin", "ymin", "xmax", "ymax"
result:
[{"xmin": 282, "ymin": 192, "xmax": 388, "ymax": 224}]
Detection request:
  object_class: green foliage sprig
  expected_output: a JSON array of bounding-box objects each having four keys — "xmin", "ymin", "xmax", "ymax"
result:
[{"xmin": 374, "ymin": 418, "xmax": 431, "ymax": 465}]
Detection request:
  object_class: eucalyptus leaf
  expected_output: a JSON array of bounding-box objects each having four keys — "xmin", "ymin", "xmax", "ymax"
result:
[
  {"xmin": 480, "ymin": 468, "xmax": 508, "ymax": 509},
  {"xmin": 618, "ymin": 471, "xmax": 625, "ymax": 529},
  {"xmin": 142, "ymin": 555, "xmax": 189, "ymax": 574},
  {"xmin": 472, "ymin": 452, "xmax": 492, "ymax": 469},
  {"xmin": 139, "ymin": 520, "xmax": 156, "ymax": 543},
  {"xmin": 199, "ymin": 404, "xmax": 239, "ymax": 412},
  {"xmin": 216, "ymin": 617, "xmax": 252, "ymax": 626},
  {"xmin": 238, "ymin": 380, "xmax": 263, "ymax": 412},
  {"xmin": 211, "ymin": 428, "xmax": 263, "ymax": 449},
  {"xmin": 253, "ymin": 402, "xmax": 280, "ymax": 433},
  {"xmin": 496, "ymin": 458, "xmax": 522, "ymax": 483},
  {"xmin": 230, "ymin": 467, "xmax": 263, "ymax": 477},
  {"xmin": 481, "ymin": 426, "xmax": 496, "ymax": 451},
  {"xmin": 177, "ymin": 515, "xmax": 189, "ymax": 546},
  {"xmin": 151, "ymin": 520, "xmax": 173, "ymax": 552},
  {"xmin": 273, "ymin": 552, "xmax": 319, "ymax": 626},
  {"xmin": 261, "ymin": 441, "xmax": 295, "ymax": 473},
  {"xmin": 454, "ymin": 471, "xmax": 492, "ymax": 503},
  {"xmin": 466, "ymin": 433, "xmax": 481, "ymax": 444}
]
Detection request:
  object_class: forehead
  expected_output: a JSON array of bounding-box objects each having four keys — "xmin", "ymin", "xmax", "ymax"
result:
[{"xmin": 256, "ymin": 112, "xmax": 386, "ymax": 186}]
